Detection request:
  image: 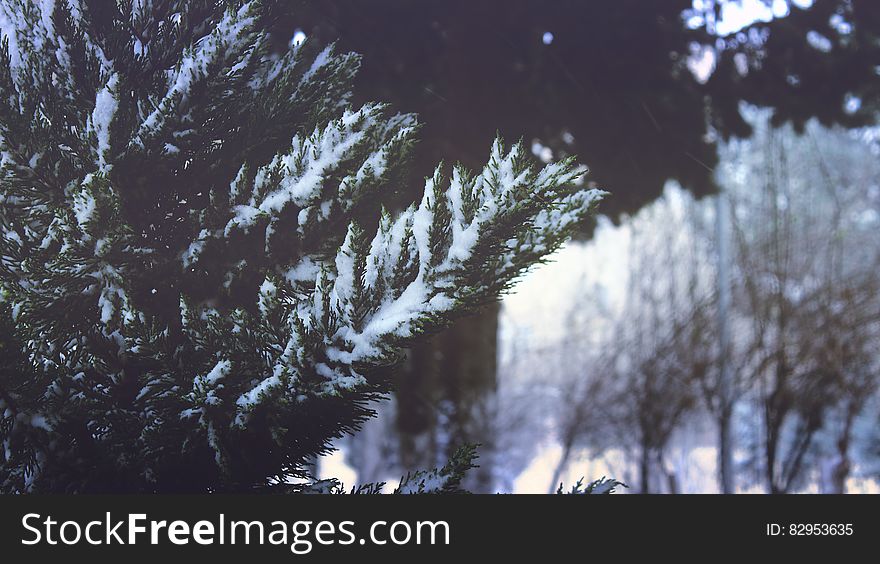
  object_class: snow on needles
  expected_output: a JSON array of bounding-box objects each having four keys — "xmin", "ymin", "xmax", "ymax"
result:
[
  {"xmin": 234, "ymin": 139, "xmax": 603, "ymax": 419},
  {"xmin": 91, "ymin": 73, "xmax": 119, "ymax": 171},
  {"xmin": 0, "ymin": 0, "xmax": 604, "ymax": 485},
  {"xmin": 134, "ymin": 2, "xmax": 258, "ymax": 148}
]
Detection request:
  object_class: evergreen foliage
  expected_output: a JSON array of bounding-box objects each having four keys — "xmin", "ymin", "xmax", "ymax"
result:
[
  {"xmin": 555, "ymin": 477, "xmax": 626, "ymax": 495},
  {"xmin": 293, "ymin": 444, "xmax": 479, "ymax": 495},
  {"xmin": 0, "ymin": 1, "xmax": 602, "ymax": 492}
]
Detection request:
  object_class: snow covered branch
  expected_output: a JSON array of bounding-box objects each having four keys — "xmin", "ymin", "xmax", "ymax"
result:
[{"xmin": 0, "ymin": 0, "xmax": 603, "ymax": 492}]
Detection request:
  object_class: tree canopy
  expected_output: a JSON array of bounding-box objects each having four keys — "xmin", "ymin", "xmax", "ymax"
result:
[{"xmin": 292, "ymin": 0, "xmax": 880, "ymax": 220}]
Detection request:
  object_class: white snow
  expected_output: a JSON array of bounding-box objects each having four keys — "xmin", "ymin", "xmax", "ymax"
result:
[
  {"xmin": 331, "ymin": 226, "xmax": 358, "ymax": 315},
  {"xmin": 29, "ymin": 413, "xmax": 52, "ymax": 432},
  {"xmin": 181, "ymin": 229, "xmax": 212, "ymax": 267},
  {"xmin": 72, "ymin": 189, "xmax": 96, "ymax": 229},
  {"xmin": 411, "ymin": 190, "xmax": 433, "ymax": 271},
  {"xmin": 343, "ymin": 278, "xmax": 431, "ymax": 361},
  {"xmin": 235, "ymin": 372, "xmax": 283, "ymax": 419},
  {"xmin": 229, "ymin": 164, "xmax": 248, "ymax": 201},
  {"xmin": 0, "ymin": 6, "xmax": 24, "ymax": 72},
  {"xmin": 204, "ymin": 359, "xmax": 231, "ymax": 385},
  {"xmin": 3, "ymin": 227, "xmax": 21, "ymax": 244},
  {"xmin": 226, "ymin": 204, "xmax": 262, "ymax": 235},
  {"xmin": 92, "ymin": 73, "xmax": 119, "ymax": 170},
  {"xmin": 300, "ymin": 45, "xmax": 333, "ymax": 85},
  {"xmin": 315, "ymin": 141, "xmax": 602, "ymax": 382},
  {"xmin": 354, "ymin": 146, "xmax": 388, "ymax": 183},
  {"xmin": 134, "ymin": 2, "xmax": 257, "ymax": 145},
  {"xmin": 284, "ymin": 257, "xmax": 319, "ymax": 285},
  {"xmin": 258, "ymin": 278, "xmax": 277, "ymax": 317},
  {"xmin": 37, "ymin": 0, "xmax": 55, "ymax": 36},
  {"xmin": 255, "ymin": 107, "xmax": 373, "ymax": 215},
  {"xmin": 98, "ymin": 283, "xmax": 122, "ymax": 324}
]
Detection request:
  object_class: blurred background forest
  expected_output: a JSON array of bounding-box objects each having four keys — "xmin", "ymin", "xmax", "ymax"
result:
[{"xmin": 284, "ymin": 0, "xmax": 880, "ymax": 493}]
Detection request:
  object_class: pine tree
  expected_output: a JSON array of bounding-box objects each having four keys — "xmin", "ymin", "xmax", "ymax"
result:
[{"xmin": 0, "ymin": 1, "xmax": 603, "ymax": 493}]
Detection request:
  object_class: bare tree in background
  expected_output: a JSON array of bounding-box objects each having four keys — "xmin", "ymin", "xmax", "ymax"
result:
[
  {"xmin": 808, "ymin": 275, "xmax": 880, "ymax": 493},
  {"xmin": 493, "ymin": 110, "xmax": 880, "ymax": 494},
  {"xmin": 727, "ymin": 112, "xmax": 880, "ymax": 493},
  {"xmin": 547, "ymin": 189, "xmax": 713, "ymax": 493}
]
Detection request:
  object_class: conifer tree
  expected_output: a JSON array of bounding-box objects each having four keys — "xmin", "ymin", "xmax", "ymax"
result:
[{"xmin": 0, "ymin": 0, "xmax": 602, "ymax": 492}]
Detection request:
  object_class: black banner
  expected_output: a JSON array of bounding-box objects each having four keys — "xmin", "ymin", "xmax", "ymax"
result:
[{"xmin": 0, "ymin": 495, "xmax": 875, "ymax": 559}]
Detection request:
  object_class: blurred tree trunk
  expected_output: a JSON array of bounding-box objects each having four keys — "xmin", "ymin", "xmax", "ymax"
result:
[
  {"xmin": 715, "ymin": 191, "xmax": 735, "ymax": 494},
  {"xmin": 821, "ymin": 404, "xmax": 856, "ymax": 494},
  {"xmin": 396, "ymin": 304, "xmax": 499, "ymax": 493},
  {"xmin": 639, "ymin": 445, "xmax": 651, "ymax": 494}
]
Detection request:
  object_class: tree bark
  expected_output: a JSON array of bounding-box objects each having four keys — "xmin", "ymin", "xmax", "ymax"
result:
[
  {"xmin": 718, "ymin": 405, "xmax": 734, "ymax": 494},
  {"xmin": 640, "ymin": 445, "xmax": 652, "ymax": 494}
]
